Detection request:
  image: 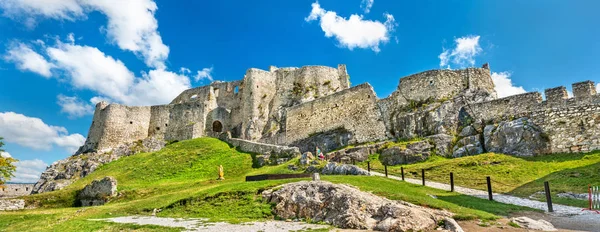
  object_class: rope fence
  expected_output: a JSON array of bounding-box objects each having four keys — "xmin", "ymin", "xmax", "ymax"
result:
[{"xmin": 364, "ymin": 162, "xmax": 595, "ymax": 213}]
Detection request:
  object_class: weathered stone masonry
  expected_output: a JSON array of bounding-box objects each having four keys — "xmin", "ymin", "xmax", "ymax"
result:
[{"xmin": 77, "ymin": 63, "xmax": 600, "ymax": 158}]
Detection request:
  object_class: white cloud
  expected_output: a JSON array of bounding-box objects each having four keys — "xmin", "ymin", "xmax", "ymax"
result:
[
  {"xmin": 361, "ymin": 0, "xmax": 374, "ymax": 13},
  {"xmin": 47, "ymin": 42, "xmax": 136, "ymax": 103},
  {"xmin": 439, "ymin": 35, "xmax": 482, "ymax": 68},
  {"xmin": 194, "ymin": 67, "xmax": 214, "ymax": 82},
  {"xmin": 0, "ymin": 151, "xmax": 10, "ymax": 158},
  {"xmin": 127, "ymin": 69, "xmax": 191, "ymax": 105},
  {"xmin": 0, "ymin": 0, "xmax": 169, "ymax": 69},
  {"xmin": 4, "ymin": 42, "xmax": 54, "ymax": 77},
  {"xmin": 11, "ymin": 159, "xmax": 48, "ymax": 183},
  {"xmin": 6, "ymin": 40, "xmax": 192, "ymax": 106},
  {"xmin": 179, "ymin": 67, "xmax": 191, "ymax": 74},
  {"xmin": 57, "ymin": 95, "xmax": 94, "ymax": 119},
  {"xmin": 491, "ymin": 72, "xmax": 526, "ymax": 98},
  {"xmin": 0, "ymin": 0, "xmax": 83, "ymax": 28},
  {"xmin": 305, "ymin": 2, "xmax": 396, "ymax": 52},
  {"xmin": 0, "ymin": 112, "xmax": 85, "ymax": 152}
]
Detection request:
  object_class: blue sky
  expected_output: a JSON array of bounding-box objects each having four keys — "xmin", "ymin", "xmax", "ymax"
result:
[{"xmin": 0, "ymin": 0, "xmax": 598, "ymax": 182}]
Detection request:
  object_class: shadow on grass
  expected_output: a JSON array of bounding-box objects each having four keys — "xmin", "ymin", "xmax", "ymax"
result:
[
  {"xmin": 508, "ymin": 162, "xmax": 599, "ymax": 208},
  {"xmin": 436, "ymin": 194, "xmax": 541, "ymax": 218}
]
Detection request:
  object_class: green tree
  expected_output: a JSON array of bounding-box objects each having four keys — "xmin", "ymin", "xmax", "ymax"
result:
[{"xmin": 0, "ymin": 137, "xmax": 17, "ymax": 186}]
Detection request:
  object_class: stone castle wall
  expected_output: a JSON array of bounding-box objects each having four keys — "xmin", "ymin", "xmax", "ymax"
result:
[
  {"xmin": 78, "ymin": 63, "xmax": 600, "ymax": 157},
  {"xmin": 81, "ymin": 103, "xmax": 152, "ymax": 152},
  {"xmin": 396, "ymin": 68, "xmax": 495, "ymax": 102},
  {"xmin": 466, "ymin": 81, "xmax": 600, "ymax": 154},
  {"xmin": 0, "ymin": 184, "xmax": 34, "ymax": 198},
  {"xmin": 285, "ymin": 83, "xmax": 388, "ymax": 152}
]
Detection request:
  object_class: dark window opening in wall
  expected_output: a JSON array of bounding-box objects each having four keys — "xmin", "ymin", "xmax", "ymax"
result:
[
  {"xmin": 165, "ymin": 123, "xmax": 168, "ymax": 127},
  {"xmin": 130, "ymin": 121, "xmax": 133, "ymax": 124},
  {"xmin": 234, "ymin": 86, "xmax": 239, "ymax": 94},
  {"xmin": 26, "ymin": 187, "xmax": 29, "ymax": 191},
  {"xmin": 429, "ymin": 80, "xmax": 434, "ymax": 85},
  {"xmin": 212, "ymin": 121, "xmax": 223, "ymax": 133},
  {"xmin": 156, "ymin": 127, "xmax": 160, "ymax": 131}
]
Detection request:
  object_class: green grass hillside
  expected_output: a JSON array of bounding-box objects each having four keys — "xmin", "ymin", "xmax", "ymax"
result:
[
  {"xmin": 1, "ymin": 138, "xmax": 538, "ymax": 231},
  {"xmin": 359, "ymin": 152, "xmax": 600, "ymax": 208}
]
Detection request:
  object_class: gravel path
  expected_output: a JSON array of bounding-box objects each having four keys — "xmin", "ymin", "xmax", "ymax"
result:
[
  {"xmin": 368, "ymin": 171, "xmax": 598, "ymax": 216},
  {"xmin": 91, "ymin": 216, "xmax": 329, "ymax": 232}
]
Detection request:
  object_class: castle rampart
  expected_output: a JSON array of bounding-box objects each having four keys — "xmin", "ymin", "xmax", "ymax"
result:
[
  {"xmin": 77, "ymin": 63, "xmax": 600, "ymax": 158},
  {"xmin": 463, "ymin": 80, "xmax": 600, "ymax": 154},
  {"xmin": 285, "ymin": 83, "xmax": 387, "ymax": 152},
  {"xmin": 1, "ymin": 184, "xmax": 34, "ymax": 198}
]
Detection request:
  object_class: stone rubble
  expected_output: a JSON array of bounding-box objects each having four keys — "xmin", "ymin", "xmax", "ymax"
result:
[{"xmin": 510, "ymin": 217, "xmax": 557, "ymax": 231}]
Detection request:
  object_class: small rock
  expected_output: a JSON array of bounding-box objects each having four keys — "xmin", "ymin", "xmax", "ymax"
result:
[
  {"xmin": 557, "ymin": 192, "xmax": 588, "ymax": 200},
  {"xmin": 444, "ymin": 217, "xmax": 464, "ymax": 232},
  {"xmin": 321, "ymin": 162, "xmax": 369, "ymax": 175},
  {"xmin": 312, "ymin": 173, "xmax": 320, "ymax": 181},
  {"xmin": 299, "ymin": 152, "xmax": 314, "ymax": 165},
  {"xmin": 510, "ymin": 217, "xmax": 557, "ymax": 231},
  {"xmin": 287, "ymin": 165, "xmax": 298, "ymax": 171},
  {"xmin": 459, "ymin": 126, "xmax": 477, "ymax": 137},
  {"xmin": 380, "ymin": 147, "xmax": 428, "ymax": 165}
]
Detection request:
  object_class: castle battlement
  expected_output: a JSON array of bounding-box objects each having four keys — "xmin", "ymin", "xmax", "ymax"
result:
[{"xmin": 77, "ymin": 63, "xmax": 600, "ymax": 156}]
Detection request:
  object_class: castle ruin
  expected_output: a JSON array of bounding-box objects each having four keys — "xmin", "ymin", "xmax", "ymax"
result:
[{"xmin": 76, "ymin": 64, "xmax": 600, "ymax": 156}]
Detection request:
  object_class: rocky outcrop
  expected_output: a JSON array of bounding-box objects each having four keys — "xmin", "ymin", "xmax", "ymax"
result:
[
  {"xmin": 380, "ymin": 141, "xmax": 433, "ymax": 165},
  {"xmin": 78, "ymin": 176, "xmax": 117, "ymax": 206},
  {"xmin": 483, "ymin": 118, "xmax": 549, "ymax": 157},
  {"xmin": 33, "ymin": 137, "xmax": 165, "ymax": 194},
  {"xmin": 262, "ymin": 181, "xmax": 462, "ymax": 231},
  {"xmin": 385, "ymin": 88, "xmax": 495, "ymax": 140},
  {"xmin": 510, "ymin": 217, "xmax": 556, "ymax": 231},
  {"xmin": 328, "ymin": 142, "xmax": 386, "ymax": 163},
  {"xmin": 452, "ymin": 135, "xmax": 484, "ymax": 157},
  {"xmin": 321, "ymin": 162, "xmax": 369, "ymax": 175},
  {"xmin": 0, "ymin": 199, "xmax": 25, "ymax": 211},
  {"xmin": 425, "ymin": 134, "xmax": 454, "ymax": 157}
]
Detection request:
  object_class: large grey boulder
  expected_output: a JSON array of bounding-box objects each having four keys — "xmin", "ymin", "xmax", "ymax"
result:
[
  {"xmin": 263, "ymin": 181, "xmax": 462, "ymax": 231},
  {"xmin": 483, "ymin": 118, "xmax": 549, "ymax": 157},
  {"xmin": 452, "ymin": 135, "xmax": 484, "ymax": 157},
  {"xmin": 510, "ymin": 217, "xmax": 556, "ymax": 231},
  {"xmin": 380, "ymin": 147, "xmax": 428, "ymax": 165},
  {"xmin": 426, "ymin": 134, "xmax": 454, "ymax": 156},
  {"xmin": 321, "ymin": 162, "xmax": 369, "ymax": 175},
  {"xmin": 78, "ymin": 176, "xmax": 118, "ymax": 206}
]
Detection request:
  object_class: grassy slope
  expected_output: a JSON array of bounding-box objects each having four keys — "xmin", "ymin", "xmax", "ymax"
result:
[
  {"xmin": 358, "ymin": 152, "xmax": 600, "ymax": 208},
  {"xmin": 1, "ymin": 138, "xmax": 537, "ymax": 231}
]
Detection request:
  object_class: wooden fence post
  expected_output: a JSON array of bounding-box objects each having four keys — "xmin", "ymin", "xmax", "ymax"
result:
[
  {"xmin": 422, "ymin": 169, "xmax": 425, "ymax": 186},
  {"xmin": 385, "ymin": 165, "xmax": 388, "ymax": 177},
  {"xmin": 544, "ymin": 181, "xmax": 553, "ymax": 212},
  {"xmin": 486, "ymin": 176, "xmax": 493, "ymax": 201},
  {"xmin": 401, "ymin": 167, "xmax": 405, "ymax": 181},
  {"xmin": 367, "ymin": 161, "xmax": 370, "ymax": 173},
  {"xmin": 450, "ymin": 172, "xmax": 454, "ymax": 192}
]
